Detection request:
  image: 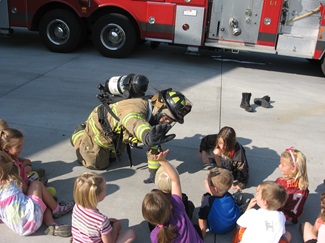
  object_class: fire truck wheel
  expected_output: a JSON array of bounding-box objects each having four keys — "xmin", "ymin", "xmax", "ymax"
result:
[
  {"xmin": 307, "ymin": 58, "xmax": 320, "ymax": 65},
  {"xmin": 321, "ymin": 57, "xmax": 325, "ymax": 76},
  {"xmin": 92, "ymin": 13, "xmax": 138, "ymax": 58},
  {"xmin": 39, "ymin": 9, "xmax": 86, "ymax": 53}
]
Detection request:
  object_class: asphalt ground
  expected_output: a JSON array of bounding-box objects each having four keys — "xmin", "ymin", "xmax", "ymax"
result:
[{"xmin": 1, "ymin": 28, "xmax": 325, "ymax": 243}]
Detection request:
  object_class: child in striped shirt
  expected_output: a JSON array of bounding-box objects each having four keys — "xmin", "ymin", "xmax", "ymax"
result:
[{"xmin": 71, "ymin": 172, "xmax": 136, "ymax": 243}]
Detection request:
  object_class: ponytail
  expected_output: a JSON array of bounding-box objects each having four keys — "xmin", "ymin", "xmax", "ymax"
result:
[{"xmin": 157, "ymin": 224, "xmax": 177, "ymax": 243}]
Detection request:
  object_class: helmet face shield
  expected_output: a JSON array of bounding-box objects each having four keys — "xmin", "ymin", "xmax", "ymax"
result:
[{"xmin": 175, "ymin": 98, "xmax": 192, "ymax": 124}]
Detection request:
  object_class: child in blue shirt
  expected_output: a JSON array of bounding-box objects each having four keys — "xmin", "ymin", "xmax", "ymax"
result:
[{"xmin": 198, "ymin": 167, "xmax": 241, "ymax": 238}]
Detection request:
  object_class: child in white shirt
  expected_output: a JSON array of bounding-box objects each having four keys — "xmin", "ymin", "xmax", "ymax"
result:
[{"xmin": 234, "ymin": 181, "xmax": 291, "ymax": 243}]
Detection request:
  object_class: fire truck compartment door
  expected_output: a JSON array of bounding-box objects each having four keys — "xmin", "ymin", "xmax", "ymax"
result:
[
  {"xmin": 146, "ymin": 2, "xmax": 175, "ymax": 40},
  {"xmin": 209, "ymin": 0, "xmax": 263, "ymax": 43},
  {"xmin": 0, "ymin": 0, "xmax": 10, "ymax": 30},
  {"xmin": 174, "ymin": 6, "xmax": 204, "ymax": 45},
  {"xmin": 276, "ymin": 0, "xmax": 320, "ymax": 58}
]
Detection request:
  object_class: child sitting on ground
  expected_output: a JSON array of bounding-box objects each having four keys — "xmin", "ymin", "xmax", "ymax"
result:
[
  {"xmin": 198, "ymin": 126, "xmax": 249, "ymax": 190},
  {"xmin": 234, "ymin": 181, "xmax": 291, "ymax": 243},
  {"xmin": 276, "ymin": 147, "xmax": 309, "ymax": 224},
  {"xmin": 198, "ymin": 167, "xmax": 241, "ymax": 238},
  {"xmin": 146, "ymin": 164, "xmax": 195, "ymax": 231},
  {"xmin": 301, "ymin": 191, "xmax": 325, "ymax": 243},
  {"xmin": 0, "ymin": 151, "xmax": 73, "ymax": 237},
  {"xmin": 0, "ymin": 126, "xmax": 47, "ymax": 184},
  {"xmin": 71, "ymin": 172, "xmax": 136, "ymax": 243},
  {"xmin": 142, "ymin": 149, "xmax": 204, "ymax": 242},
  {"xmin": 0, "ymin": 120, "xmax": 32, "ymax": 173}
]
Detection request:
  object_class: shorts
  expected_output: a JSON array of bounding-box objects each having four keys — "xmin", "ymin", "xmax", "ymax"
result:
[
  {"xmin": 305, "ymin": 239, "xmax": 317, "ymax": 243},
  {"xmin": 19, "ymin": 195, "xmax": 45, "ymax": 235},
  {"xmin": 29, "ymin": 195, "xmax": 46, "ymax": 213}
]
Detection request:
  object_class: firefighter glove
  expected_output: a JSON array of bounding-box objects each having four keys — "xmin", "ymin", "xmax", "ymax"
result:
[{"xmin": 144, "ymin": 123, "xmax": 175, "ymax": 147}]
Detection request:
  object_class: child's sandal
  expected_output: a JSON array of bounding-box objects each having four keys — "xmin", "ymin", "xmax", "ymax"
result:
[{"xmin": 44, "ymin": 224, "xmax": 72, "ymax": 237}]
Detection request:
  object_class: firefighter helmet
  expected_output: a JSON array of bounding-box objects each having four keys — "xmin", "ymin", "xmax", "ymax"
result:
[{"xmin": 160, "ymin": 89, "xmax": 192, "ymax": 124}]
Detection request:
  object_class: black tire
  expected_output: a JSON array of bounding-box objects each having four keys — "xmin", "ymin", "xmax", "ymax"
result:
[
  {"xmin": 307, "ymin": 58, "xmax": 320, "ymax": 65},
  {"xmin": 321, "ymin": 56, "xmax": 325, "ymax": 76},
  {"xmin": 92, "ymin": 13, "xmax": 138, "ymax": 58},
  {"xmin": 39, "ymin": 9, "xmax": 85, "ymax": 53}
]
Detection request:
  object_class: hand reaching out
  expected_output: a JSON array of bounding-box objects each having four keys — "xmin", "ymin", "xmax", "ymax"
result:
[{"xmin": 154, "ymin": 149, "xmax": 169, "ymax": 163}]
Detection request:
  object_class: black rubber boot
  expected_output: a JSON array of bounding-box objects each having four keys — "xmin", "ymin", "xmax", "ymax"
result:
[
  {"xmin": 240, "ymin": 93, "xmax": 253, "ymax": 112},
  {"xmin": 143, "ymin": 170, "xmax": 157, "ymax": 184},
  {"xmin": 254, "ymin": 95, "xmax": 271, "ymax": 108}
]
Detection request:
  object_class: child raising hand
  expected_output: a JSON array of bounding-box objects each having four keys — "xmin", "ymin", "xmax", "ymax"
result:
[{"xmin": 142, "ymin": 149, "xmax": 203, "ymax": 243}]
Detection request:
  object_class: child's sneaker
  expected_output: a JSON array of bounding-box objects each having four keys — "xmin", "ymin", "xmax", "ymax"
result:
[
  {"xmin": 53, "ymin": 201, "xmax": 75, "ymax": 219},
  {"xmin": 44, "ymin": 224, "xmax": 72, "ymax": 237}
]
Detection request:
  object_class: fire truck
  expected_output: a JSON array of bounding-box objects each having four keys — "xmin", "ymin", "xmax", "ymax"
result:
[{"xmin": 1, "ymin": 0, "xmax": 325, "ymax": 74}]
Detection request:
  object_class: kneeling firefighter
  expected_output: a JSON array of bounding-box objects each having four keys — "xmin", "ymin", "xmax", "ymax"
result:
[{"xmin": 71, "ymin": 74, "xmax": 192, "ymax": 183}]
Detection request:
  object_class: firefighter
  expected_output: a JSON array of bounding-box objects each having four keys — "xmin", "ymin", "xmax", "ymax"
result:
[{"xmin": 71, "ymin": 76, "xmax": 192, "ymax": 183}]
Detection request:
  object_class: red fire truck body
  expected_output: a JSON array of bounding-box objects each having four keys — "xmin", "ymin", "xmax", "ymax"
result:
[{"xmin": 1, "ymin": 0, "xmax": 325, "ymax": 74}]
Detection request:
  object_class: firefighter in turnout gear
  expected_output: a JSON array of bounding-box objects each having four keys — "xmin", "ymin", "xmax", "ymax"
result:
[{"xmin": 71, "ymin": 74, "xmax": 192, "ymax": 183}]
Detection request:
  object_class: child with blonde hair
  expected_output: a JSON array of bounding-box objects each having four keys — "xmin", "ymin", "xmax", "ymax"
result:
[
  {"xmin": 0, "ymin": 121, "xmax": 32, "ymax": 172},
  {"xmin": 198, "ymin": 167, "xmax": 241, "ymax": 238},
  {"xmin": 276, "ymin": 147, "xmax": 309, "ymax": 224},
  {"xmin": 0, "ymin": 127, "xmax": 47, "ymax": 184},
  {"xmin": 142, "ymin": 149, "xmax": 203, "ymax": 243},
  {"xmin": 146, "ymin": 165, "xmax": 196, "ymax": 232},
  {"xmin": 155, "ymin": 164, "xmax": 195, "ymax": 219},
  {"xmin": 0, "ymin": 151, "xmax": 73, "ymax": 237},
  {"xmin": 234, "ymin": 181, "xmax": 291, "ymax": 243},
  {"xmin": 71, "ymin": 172, "xmax": 136, "ymax": 243},
  {"xmin": 301, "ymin": 192, "xmax": 325, "ymax": 243}
]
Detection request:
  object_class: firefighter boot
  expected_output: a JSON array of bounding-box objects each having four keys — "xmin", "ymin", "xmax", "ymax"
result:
[
  {"xmin": 143, "ymin": 169, "xmax": 157, "ymax": 184},
  {"xmin": 254, "ymin": 95, "xmax": 271, "ymax": 108},
  {"xmin": 240, "ymin": 93, "xmax": 253, "ymax": 112}
]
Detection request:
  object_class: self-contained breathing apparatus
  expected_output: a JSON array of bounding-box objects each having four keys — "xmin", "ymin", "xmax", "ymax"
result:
[
  {"xmin": 97, "ymin": 74, "xmax": 149, "ymax": 121},
  {"xmin": 96, "ymin": 74, "xmax": 149, "ymax": 167}
]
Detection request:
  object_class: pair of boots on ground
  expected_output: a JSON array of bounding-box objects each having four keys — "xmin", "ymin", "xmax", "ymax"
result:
[{"xmin": 240, "ymin": 93, "xmax": 271, "ymax": 112}]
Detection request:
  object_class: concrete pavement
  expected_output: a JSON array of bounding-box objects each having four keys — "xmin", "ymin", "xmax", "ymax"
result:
[{"xmin": 0, "ymin": 28, "xmax": 325, "ymax": 243}]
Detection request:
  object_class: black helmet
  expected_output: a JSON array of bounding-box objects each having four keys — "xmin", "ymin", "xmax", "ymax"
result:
[{"xmin": 160, "ymin": 89, "xmax": 192, "ymax": 124}]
